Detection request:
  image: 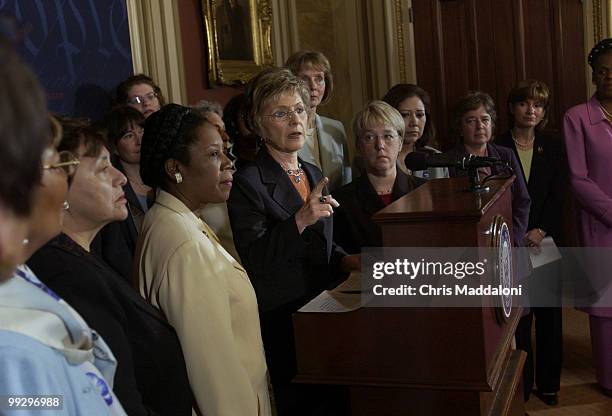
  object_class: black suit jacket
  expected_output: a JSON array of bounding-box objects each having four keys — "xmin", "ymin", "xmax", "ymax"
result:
[
  {"xmin": 445, "ymin": 143, "xmax": 531, "ymax": 247},
  {"xmin": 228, "ymin": 149, "xmax": 346, "ymax": 314},
  {"xmin": 28, "ymin": 234, "xmax": 192, "ymax": 416},
  {"xmin": 227, "ymin": 149, "xmax": 347, "ymax": 407},
  {"xmin": 333, "ymin": 169, "xmax": 426, "ymax": 254},
  {"xmin": 496, "ymin": 130, "xmax": 566, "ymax": 240}
]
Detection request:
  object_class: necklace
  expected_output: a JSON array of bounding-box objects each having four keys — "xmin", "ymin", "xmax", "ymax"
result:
[
  {"xmin": 511, "ymin": 130, "xmax": 534, "ymax": 150},
  {"xmin": 601, "ymin": 105, "xmax": 612, "ymax": 120},
  {"xmin": 283, "ymin": 163, "xmax": 304, "ymax": 183},
  {"xmin": 376, "ymin": 188, "xmax": 392, "ymax": 195}
]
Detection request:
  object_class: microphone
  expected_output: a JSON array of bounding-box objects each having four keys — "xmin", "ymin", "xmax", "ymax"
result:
[{"xmin": 404, "ymin": 151, "xmax": 506, "ymax": 171}]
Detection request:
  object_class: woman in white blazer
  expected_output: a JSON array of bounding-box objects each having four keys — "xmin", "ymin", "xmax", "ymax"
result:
[
  {"xmin": 136, "ymin": 104, "xmax": 271, "ymax": 416},
  {"xmin": 285, "ymin": 50, "xmax": 352, "ymax": 191}
]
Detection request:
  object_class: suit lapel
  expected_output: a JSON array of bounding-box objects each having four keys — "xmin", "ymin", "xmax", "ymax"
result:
[
  {"xmin": 257, "ymin": 150, "xmax": 305, "ymax": 217},
  {"xmin": 528, "ymin": 133, "xmax": 547, "ymax": 193}
]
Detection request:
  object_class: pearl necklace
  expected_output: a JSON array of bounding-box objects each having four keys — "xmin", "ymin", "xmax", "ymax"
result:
[
  {"xmin": 511, "ymin": 130, "xmax": 534, "ymax": 150},
  {"xmin": 283, "ymin": 163, "xmax": 304, "ymax": 183}
]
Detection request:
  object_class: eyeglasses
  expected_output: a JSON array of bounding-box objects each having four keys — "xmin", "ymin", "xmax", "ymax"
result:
[
  {"xmin": 127, "ymin": 92, "xmax": 158, "ymax": 106},
  {"xmin": 43, "ymin": 151, "xmax": 80, "ymax": 178},
  {"xmin": 361, "ymin": 133, "xmax": 399, "ymax": 145},
  {"xmin": 262, "ymin": 106, "xmax": 307, "ymax": 122}
]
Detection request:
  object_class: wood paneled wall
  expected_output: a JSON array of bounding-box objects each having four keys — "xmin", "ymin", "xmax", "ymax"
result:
[{"xmin": 413, "ymin": 0, "xmax": 587, "ymax": 150}]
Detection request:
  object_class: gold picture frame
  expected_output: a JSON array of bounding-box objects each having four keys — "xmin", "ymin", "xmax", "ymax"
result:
[{"xmin": 202, "ymin": 0, "xmax": 273, "ymax": 85}]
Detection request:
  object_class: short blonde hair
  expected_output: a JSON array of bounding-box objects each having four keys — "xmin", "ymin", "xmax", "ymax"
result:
[
  {"xmin": 353, "ymin": 100, "xmax": 405, "ymax": 144},
  {"xmin": 284, "ymin": 50, "xmax": 334, "ymax": 104},
  {"xmin": 243, "ymin": 67, "xmax": 310, "ymax": 135}
]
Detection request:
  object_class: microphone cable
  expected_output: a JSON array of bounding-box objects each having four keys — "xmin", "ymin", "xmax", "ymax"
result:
[{"xmin": 480, "ymin": 162, "xmax": 514, "ymax": 186}]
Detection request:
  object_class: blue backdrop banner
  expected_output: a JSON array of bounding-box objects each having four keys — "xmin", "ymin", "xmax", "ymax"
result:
[{"xmin": 0, "ymin": 0, "xmax": 133, "ymax": 120}]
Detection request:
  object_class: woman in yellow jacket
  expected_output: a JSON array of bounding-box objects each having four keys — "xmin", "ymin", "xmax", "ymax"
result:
[{"xmin": 136, "ymin": 104, "xmax": 271, "ymax": 415}]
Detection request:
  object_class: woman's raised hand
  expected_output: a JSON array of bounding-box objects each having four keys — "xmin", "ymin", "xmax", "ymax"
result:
[{"xmin": 295, "ymin": 177, "xmax": 339, "ymax": 234}]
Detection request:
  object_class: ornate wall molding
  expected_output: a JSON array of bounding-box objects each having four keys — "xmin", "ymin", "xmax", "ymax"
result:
[
  {"xmin": 583, "ymin": 0, "xmax": 612, "ymax": 96},
  {"xmin": 593, "ymin": 0, "xmax": 604, "ymax": 42},
  {"xmin": 395, "ymin": 0, "xmax": 407, "ymax": 83}
]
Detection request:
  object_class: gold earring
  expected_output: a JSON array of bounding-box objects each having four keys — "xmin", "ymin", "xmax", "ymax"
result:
[{"xmin": 175, "ymin": 172, "xmax": 183, "ymax": 184}]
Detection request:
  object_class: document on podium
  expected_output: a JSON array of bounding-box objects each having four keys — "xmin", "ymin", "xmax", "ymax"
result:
[
  {"xmin": 298, "ymin": 272, "xmax": 366, "ymax": 313},
  {"xmin": 529, "ymin": 236, "xmax": 562, "ymax": 269}
]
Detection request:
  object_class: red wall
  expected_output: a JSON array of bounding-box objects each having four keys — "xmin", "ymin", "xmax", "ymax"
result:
[{"xmin": 177, "ymin": 0, "xmax": 241, "ymax": 106}]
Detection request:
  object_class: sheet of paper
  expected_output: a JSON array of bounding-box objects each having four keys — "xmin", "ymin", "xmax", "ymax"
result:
[
  {"xmin": 529, "ymin": 236, "xmax": 562, "ymax": 269},
  {"xmin": 298, "ymin": 290, "xmax": 362, "ymax": 313},
  {"xmin": 332, "ymin": 271, "xmax": 363, "ymax": 293}
]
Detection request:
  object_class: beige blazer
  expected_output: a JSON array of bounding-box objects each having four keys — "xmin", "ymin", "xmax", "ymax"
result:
[
  {"xmin": 136, "ymin": 190, "xmax": 271, "ymax": 416},
  {"xmin": 298, "ymin": 114, "xmax": 352, "ymax": 191},
  {"xmin": 198, "ymin": 202, "xmax": 241, "ymax": 263}
]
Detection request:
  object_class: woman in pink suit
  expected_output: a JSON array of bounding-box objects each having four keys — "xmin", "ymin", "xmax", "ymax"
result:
[{"xmin": 563, "ymin": 38, "xmax": 612, "ymax": 397}]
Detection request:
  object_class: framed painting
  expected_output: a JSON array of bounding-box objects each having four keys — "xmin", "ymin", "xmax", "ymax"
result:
[{"xmin": 202, "ymin": 0, "xmax": 273, "ymax": 85}]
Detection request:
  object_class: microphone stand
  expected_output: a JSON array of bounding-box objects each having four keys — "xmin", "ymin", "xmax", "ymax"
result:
[{"xmin": 466, "ymin": 166, "xmax": 490, "ymax": 193}]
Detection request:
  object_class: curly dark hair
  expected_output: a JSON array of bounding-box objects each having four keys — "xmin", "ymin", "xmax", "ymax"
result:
[
  {"xmin": 382, "ymin": 83, "xmax": 435, "ymax": 148},
  {"xmin": 102, "ymin": 105, "xmax": 145, "ymax": 151},
  {"xmin": 0, "ymin": 36, "xmax": 48, "ymax": 216},
  {"xmin": 140, "ymin": 103, "xmax": 208, "ymax": 188},
  {"xmin": 115, "ymin": 73, "xmax": 165, "ymax": 106}
]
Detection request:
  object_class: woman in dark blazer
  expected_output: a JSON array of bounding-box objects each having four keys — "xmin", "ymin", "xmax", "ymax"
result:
[
  {"xmin": 444, "ymin": 91, "xmax": 531, "ymax": 248},
  {"xmin": 228, "ymin": 68, "xmax": 359, "ymax": 416},
  {"xmin": 28, "ymin": 124, "xmax": 192, "ymax": 416},
  {"xmin": 334, "ymin": 101, "xmax": 425, "ymax": 254},
  {"xmin": 497, "ymin": 80, "xmax": 566, "ymax": 405}
]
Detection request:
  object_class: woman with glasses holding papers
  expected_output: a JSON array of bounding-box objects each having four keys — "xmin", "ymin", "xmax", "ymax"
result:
[{"xmin": 228, "ymin": 67, "xmax": 359, "ymax": 415}]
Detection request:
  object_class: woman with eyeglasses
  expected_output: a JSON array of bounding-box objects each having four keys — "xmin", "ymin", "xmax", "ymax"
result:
[
  {"xmin": 116, "ymin": 74, "xmax": 164, "ymax": 119},
  {"xmin": 136, "ymin": 104, "xmax": 271, "ymax": 415},
  {"xmin": 333, "ymin": 101, "xmax": 426, "ymax": 254},
  {"xmin": 28, "ymin": 122, "xmax": 193, "ymax": 416},
  {"xmin": 0, "ymin": 35, "xmax": 126, "ymax": 414},
  {"xmin": 228, "ymin": 67, "xmax": 360, "ymax": 416},
  {"xmin": 285, "ymin": 50, "xmax": 352, "ymax": 191},
  {"xmin": 94, "ymin": 105, "xmax": 152, "ymax": 283}
]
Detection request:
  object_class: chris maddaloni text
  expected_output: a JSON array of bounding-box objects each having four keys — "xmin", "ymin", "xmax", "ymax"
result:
[{"xmin": 372, "ymin": 284, "xmax": 523, "ymax": 296}]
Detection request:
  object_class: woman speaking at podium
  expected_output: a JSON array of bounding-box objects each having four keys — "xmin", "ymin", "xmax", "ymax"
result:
[{"xmin": 228, "ymin": 67, "xmax": 359, "ymax": 415}]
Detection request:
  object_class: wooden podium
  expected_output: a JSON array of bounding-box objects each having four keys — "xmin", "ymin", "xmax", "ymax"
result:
[{"xmin": 293, "ymin": 177, "xmax": 526, "ymax": 415}]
